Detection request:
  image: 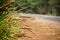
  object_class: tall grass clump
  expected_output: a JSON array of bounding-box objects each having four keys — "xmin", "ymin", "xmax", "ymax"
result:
[{"xmin": 0, "ymin": 16, "xmax": 24, "ymax": 40}]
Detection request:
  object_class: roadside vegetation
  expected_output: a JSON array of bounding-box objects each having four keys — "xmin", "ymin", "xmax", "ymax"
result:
[{"xmin": 0, "ymin": 0, "xmax": 24, "ymax": 40}]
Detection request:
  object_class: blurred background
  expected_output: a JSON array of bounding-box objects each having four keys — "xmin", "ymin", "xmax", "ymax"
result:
[
  {"xmin": 0, "ymin": 0, "xmax": 60, "ymax": 21},
  {"xmin": 14, "ymin": 0, "xmax": 60, "ymax": 16}
]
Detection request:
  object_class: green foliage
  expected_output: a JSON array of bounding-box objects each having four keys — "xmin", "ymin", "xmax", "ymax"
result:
[
  {"xmin": 0, "ymin": 20, "xmax": 10, "ymax": 40},
  {"xmin": 0, "ymin": 0, "xmax": 24, "ymax": 40},
  {"xmin": 15, "ymin": 0, "xmax": 41, "ymax": 8},
  {"xmin": 0, "ymin": 0, "xmax": 14, "ymax": 22},
  {"xmin": 15, "ymin": 0, "xmax": 60, "ymax": 16},
  {"xmin": 0, "ymin": 0, "xmax": 8, "ymax": 6},
  {"xmin": 0, "ymin": 19, "xmax": 24, "ymax": 40}
]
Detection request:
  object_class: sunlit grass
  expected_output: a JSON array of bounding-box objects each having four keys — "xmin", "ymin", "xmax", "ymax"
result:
[{"xmin": 0, "ymin": 17, "xmax": 24, "ymax": 40}]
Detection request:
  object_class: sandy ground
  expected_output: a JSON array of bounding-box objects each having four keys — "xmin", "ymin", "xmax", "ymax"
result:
[{"xmin": 18, "ymin": 17, "xmax": 60, "ymax": 40}]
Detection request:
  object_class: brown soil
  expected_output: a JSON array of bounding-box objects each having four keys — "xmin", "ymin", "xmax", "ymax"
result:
[{"xmin": 18, "ymin": 17, "xmax": 60, "ymax": 40}]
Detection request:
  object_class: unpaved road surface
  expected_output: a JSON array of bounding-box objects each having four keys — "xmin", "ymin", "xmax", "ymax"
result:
[
  {"xmin": 18, "ymin": 19, "xmax": 60, "ymax": 40},
  {"xmin": 13, "ymin": 13, "xmax": 60, "ymax": 40}
]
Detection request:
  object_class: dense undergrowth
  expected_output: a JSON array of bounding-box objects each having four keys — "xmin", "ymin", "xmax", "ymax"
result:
[
  {"xmin": 0, "ymin": 17, "xmax": 24, "ymax": 40},
  {"xmin": 0, "ymin": 0, "xmax": 24, "ymax": 39}
]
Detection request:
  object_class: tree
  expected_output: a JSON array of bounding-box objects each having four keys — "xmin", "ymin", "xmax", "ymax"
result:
[
  {"xmin": 15, "ymin": 0, "xmax": 60, "ymax": 16},
  {"xmin": 55, "ymin": 0, "xmax": 60, "ymax": 16},
  {"xmin": 49, "ymin": 0, "xmax": 60, "ymax": 16}
]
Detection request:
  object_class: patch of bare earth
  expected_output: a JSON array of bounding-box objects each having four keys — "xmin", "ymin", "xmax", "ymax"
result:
[{"xmin": 18, "ymin": 17, "xmax": 60, "ymax": 40}]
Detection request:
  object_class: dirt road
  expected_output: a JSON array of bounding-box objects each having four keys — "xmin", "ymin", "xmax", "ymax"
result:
[
  {"xmin": 18, "ymin": 19, "xmax": 60, "ymax": 40},
  {"xmin": 13, "ymin": 13, "xmax": 60, "ymax": 40}
]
